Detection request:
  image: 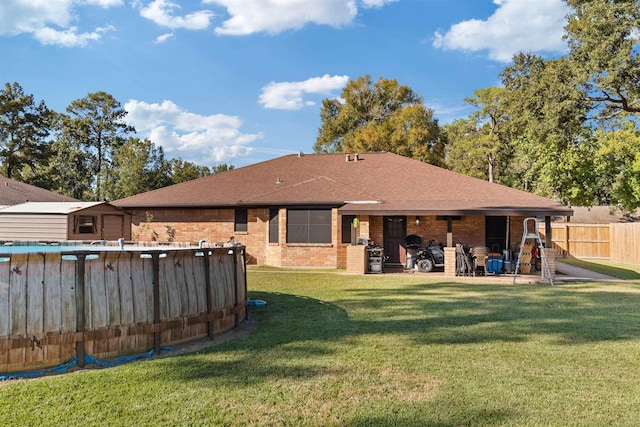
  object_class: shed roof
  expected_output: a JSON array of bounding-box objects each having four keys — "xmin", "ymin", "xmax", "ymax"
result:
[
  {"xmin": 0, "ymin": 176, "xmax": 78, "ymax": 206},
  {"xmin": 0, "ymin": 201, "xmax": 109, "ymax": 215},
  {"xmin": 113, "ymin": 152, "xmax": 573, "ymax": 217}
]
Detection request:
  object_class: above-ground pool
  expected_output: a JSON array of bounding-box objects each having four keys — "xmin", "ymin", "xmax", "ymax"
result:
[{"xmin": 0, "ymin": 241, "xmax": 247, "ymax": 374}]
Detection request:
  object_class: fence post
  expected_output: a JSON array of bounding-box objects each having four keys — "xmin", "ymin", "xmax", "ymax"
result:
[
  {"xmin": 243, "ymin": 248, "xmax": 248, "ymax": 322},
  {"xmin": 202, "ymin": 251, "xmax": 213, "ymax": 340},
  {"xmin": 233, "ymin": 249, "xmax": 239, "ymax": 326},
  {"xmin": 75, "ymin": 255, "xmax": 86, "ymax": 368},
  {"xmin": 151, "ymin": 253, "xmax": 161, "ymax": 355}
]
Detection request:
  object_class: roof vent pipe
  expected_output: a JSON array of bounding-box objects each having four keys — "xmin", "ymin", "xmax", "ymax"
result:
[
  {"xmin": 354, "ymin": 153, "xmax": 359, "ymax": 162},
  {"xmin": 345, "ymin": 154, "xmax": 350, "ymax": 162},
  {"xmin": 276, "ymin": 177, "xmax": 282, "ymax": 185}
]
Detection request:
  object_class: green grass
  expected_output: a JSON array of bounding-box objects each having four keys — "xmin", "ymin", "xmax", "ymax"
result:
[
  {"xmin": 559, "ymin": 257, "xmax": 640, "ymax": 280},
  {"xmin": 3, "ymin": 272, "xmax": 640, "ymax": 426}
]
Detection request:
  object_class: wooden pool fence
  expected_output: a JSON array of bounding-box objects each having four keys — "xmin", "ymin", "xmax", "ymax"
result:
[{"xmin": 0, "ymin": 246, "xmax": 247, "ymax": 374}]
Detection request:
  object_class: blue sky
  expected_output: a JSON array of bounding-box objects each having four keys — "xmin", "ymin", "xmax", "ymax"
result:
[{"xmin": 0, "ymin": 0, "xmax": 570, "ymax": 167}]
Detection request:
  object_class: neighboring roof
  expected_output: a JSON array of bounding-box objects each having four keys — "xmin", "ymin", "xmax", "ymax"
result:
[
  {"xmin": 554, "ymin": 206, "xmax": 640, "ymax": 223},
  {"xmin": 0, "ymin": 176, "xmax": 78, "ymax": 206},
  {"xmin": 113, "ymin": 152, "xmax": 573, "ymax": 217},
  {"xmin": 0, "ymin": 201, "xmax": 111, "ymax": 215}
]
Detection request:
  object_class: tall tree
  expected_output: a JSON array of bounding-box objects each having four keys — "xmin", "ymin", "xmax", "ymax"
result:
[
  {"xmin": 0, "ymin": 82, "xmax": 54, "ymax": 179},
  {"xmin": 594, "ymin": 119, "xmax": 640, "ymax": 213},
  {"xmin": 314, "ymin": 75, "xmax": 446, "ymax": 166},
  {"xmin": 25, "ymin": 137, "xmax": 92, "ymax": 200},
  {"xmin": 445, "ymin": 118, "xmax": 492, "ymax": 181},
  {"xmin": 170, "ymin": 159, "xmax": 213, "ymax": 184},
  {"xmin": 446, "ymin": 87, "xmax": 511, "ymax": 183},
  {"xmin": 499, "ymin": 54, "xmax": 597, "ymax": 205},
  {"xmin": 564, "ymin": 0, "xmax": 640, "ymax": 118},
  {"xmin": 61, "ymin": 92, "xmax": 134, "ymax": 200},
  {"xmin": 102, "ymin": 138, "xmax": 172, "ymax": 200}
]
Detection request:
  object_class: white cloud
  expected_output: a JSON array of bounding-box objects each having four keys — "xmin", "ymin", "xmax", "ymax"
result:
[
  {"xmin": 84, "ymin": 0, "xmax": 124, "ymax": 7},
  {"xmin": 433, "ymin": 0, "xmax": 570, "ymax": 62},
  {"xmin": 0, "ymin": 0, "xmax": 120, "ymax": 46},
  {"xmin": 361, "ymin": 0, "xmax": 397, "ymax": 8},
  {"xmin": 259, "ymin": 74, "xmax": 349, "ymax": 110},
  {"xmin": 34, "ymin": 24, "xmax": 114, "ymax": 47},
  {"xmin": 139, "ymin": 0, "xmax": 214, "ymax": 30},
  {"xmin": 125, "ymin": 99, "xmax": 262, "ymax": 164},
  {"xmin": 155, "ymin": 32, "xmax": 173, "ymax": 43},
  {"xmin": 0, "ymin": 0, "xmax": 75, "ymax": 35},
  {"xmin": 203, "ymin": 0, "xmax": 358, "ymax": 35}
]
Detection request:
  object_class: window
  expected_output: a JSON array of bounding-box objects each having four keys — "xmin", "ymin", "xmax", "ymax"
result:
[
  {"xmin": 341, "ymin": 215, "xmax": 356, "ymax": 244},
  {"xmin": 76, "ymin": 216, "xmax": 96, "ymax": 234},
  {"xmin": 234, "ymin": 208, "xmax": 248, "ymax": 232},
  {"xmin": 269, "ymin": 208, "xmax": 279, "ymax": 243},
  {"xmin": 287, "ymin": 208, "xmax": 331, "ymax": 243}
]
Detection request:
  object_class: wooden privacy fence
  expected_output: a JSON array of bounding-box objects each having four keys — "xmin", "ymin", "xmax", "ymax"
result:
[
  {"xmin": 0, "ymin": 247, "xmax": 247, "ymax": 374},
  {"xmin": 540, "ymin": 222, "xmax": 640, "ymax": 265},
  {"xmin": 609, "ymin": 223, "xmax": 640, "ymax": 265}
]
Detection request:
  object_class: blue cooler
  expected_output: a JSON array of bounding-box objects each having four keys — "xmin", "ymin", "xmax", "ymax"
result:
[{"xmin": 487, "ymin": 256, "xmax": 504, "ymax": 274}]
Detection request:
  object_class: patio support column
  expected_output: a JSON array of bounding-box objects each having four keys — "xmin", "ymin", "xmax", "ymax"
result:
[
  {"xmin": 545, "ymin": 216, "xmax": 552, "ymax": 248},
  {"xmin": 444, "ymin": 247, "xmax": 456, "ymax": 277}
]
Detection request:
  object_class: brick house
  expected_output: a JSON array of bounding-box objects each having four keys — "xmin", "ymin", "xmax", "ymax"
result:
[{"xmin": 113, "ymin": 152, "xmax": 572, "ymax": 269}]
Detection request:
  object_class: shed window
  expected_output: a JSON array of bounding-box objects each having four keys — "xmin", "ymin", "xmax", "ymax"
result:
[
  {"xmin": 287, "ymin": 208, "xmax": 331, "ymax": 244},
  {"xmin": 235, "ymin": 208, "xmax": 248, "ymax": 232},
  {"xmin": 76, "ymin": 216, "xmax": 96, "ymax": 234}
]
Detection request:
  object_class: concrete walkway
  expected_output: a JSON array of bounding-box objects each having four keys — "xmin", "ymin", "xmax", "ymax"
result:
[{"xmin": 555, "ymin": 261, "xmax": 620, "ymax": 282}]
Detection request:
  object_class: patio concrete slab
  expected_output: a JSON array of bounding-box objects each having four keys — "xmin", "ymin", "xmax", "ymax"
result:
[{"xmin": 555, "ymin": 261, "xmax": 619, "ymax": 282}]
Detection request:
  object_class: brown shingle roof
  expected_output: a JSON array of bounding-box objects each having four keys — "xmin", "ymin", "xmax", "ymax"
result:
[
  {"xmin": 113, "ymin": 152, "xmax": 573, "ymax": 216},
  {"xmin": 0, "ymin": 176, "xmax": 78, "ymax": 206}
]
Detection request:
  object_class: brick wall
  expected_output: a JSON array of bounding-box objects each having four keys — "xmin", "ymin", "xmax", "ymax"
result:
[
  {"xmin": 129, "ymin": 209, "xmax": 536, "ymax": 269},
  {"xmin": 130, "ymin": 207, "xmax": 269, "ymax": 264},
  {"xmin": 406, "ymin": 216, "xmax": 448, "ymax": 246},
  {"xmin": 131, "ymin": 207, "xmax": 346, "ymax": 268}
]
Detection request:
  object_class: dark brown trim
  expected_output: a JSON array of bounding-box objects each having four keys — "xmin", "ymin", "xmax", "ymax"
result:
[{"xmin": 338, "ymin": 208, "xmax": 573, "ymax": 216}]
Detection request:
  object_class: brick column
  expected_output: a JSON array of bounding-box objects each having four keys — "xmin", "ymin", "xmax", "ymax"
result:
[
  {"xmin": 444, "ymin": 247, "xmax": 456, "ymax": 277},
  {"xmin": 347, "ymin": 245, "xmax": 367, "ymax": 274},
  {"xmin": 542, "ymin": 248, "xmax": 556, "ymax": 281}
]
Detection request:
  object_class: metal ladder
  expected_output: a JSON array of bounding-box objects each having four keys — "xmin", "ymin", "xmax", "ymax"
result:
[{"xmin": 513, "ymin": 217, "xmax": 554, "ymax": 285}]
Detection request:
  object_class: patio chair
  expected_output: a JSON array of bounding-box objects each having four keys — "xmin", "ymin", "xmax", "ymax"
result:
[
  {"xmin": 472, "ymin": 246, "xmax": 489, "ymax": 276},
  {"xmin": 455, "ymin": 244, "xmax": 474, "ymax": 276}
]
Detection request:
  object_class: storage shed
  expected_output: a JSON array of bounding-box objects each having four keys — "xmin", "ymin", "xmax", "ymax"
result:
[{"xmin": 0, "ymin": 202, "xmax": 131, "ymax": 241}]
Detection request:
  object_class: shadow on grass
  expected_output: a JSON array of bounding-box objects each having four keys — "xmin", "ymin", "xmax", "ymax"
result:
[
  {"xmin": 147, "ymin": 279, "xmax": 640, "ymax": 425},
  {"xmin": 157, "ymin": 281, "xmax": 640, "ymax": 381}
]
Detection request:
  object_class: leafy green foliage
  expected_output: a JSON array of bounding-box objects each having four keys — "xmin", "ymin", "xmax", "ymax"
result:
[
  {"xmin": 445, "ymin": 87, "xmax": 511, "ymax": 183},
  {"xmin": 594, "ymin": 120, "xmax": 640, "ymax": 213},
  {"xmin": 498, "ymin": 54, "xmax": 597, "ymax": 205},
  {"xmin": 61, "ymin": 91, "xmax": 135, "ymax": 200},
  {"xmin": 0, "ymin": 82, "xmax": 54, "ymax": 180},
  {"xmin": 102, "ymin": 138, "xmax": 172, "ymax": 200},
  {"xmin": 314, "ymin": 75, "xmax": 446, "ymax": 166},
  {"xmin": 565, "ymin": 0, "xmax": 640, "ymax": 118}
]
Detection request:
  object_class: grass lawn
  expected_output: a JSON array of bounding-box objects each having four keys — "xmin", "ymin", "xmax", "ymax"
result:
[
  {"xmin": 559, "ymin": 257, "xmax": 640, "ymax": 280},
  {"xmin": 3, "ymin": 271, "xmax": 640, "ymax": 426}
]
